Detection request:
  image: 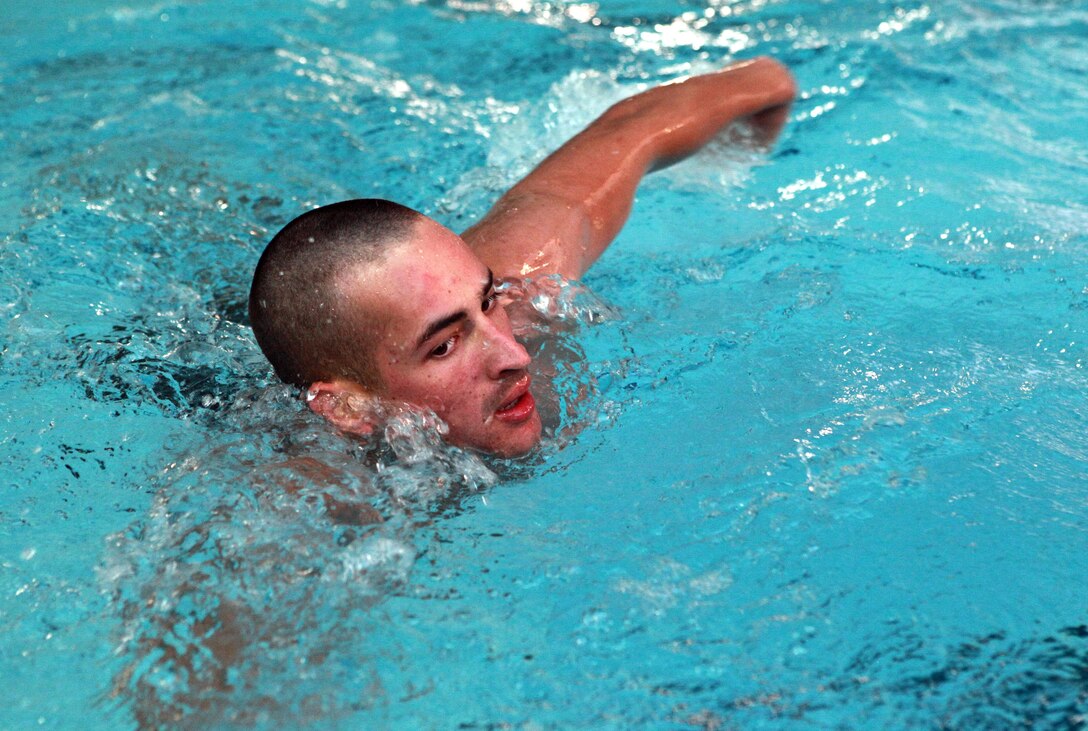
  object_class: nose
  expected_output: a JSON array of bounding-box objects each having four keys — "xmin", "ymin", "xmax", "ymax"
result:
[{"xmin": 481, "ymin": 316, "xmax": 531, "ymax": 379}]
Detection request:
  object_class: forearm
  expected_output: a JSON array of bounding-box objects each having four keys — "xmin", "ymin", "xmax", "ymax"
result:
[
  {"xmin": 633, "ymin": 56, "xmax": 797, "ymax": 170},
  {"xmin": 519, "ymin": 58, "xmax": 791, "ymax": 184}
]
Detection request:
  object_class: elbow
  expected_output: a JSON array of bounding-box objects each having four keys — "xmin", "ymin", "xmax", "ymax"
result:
[{"xmin": 746, "ymin": 56, "xmax": 798, "ymax": 106}]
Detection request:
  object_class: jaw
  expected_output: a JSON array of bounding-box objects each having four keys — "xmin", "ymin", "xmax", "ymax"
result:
[
  {"xmin": 447, "ymin": 411, "xmax": 543, "ymax": 457},
  {"xmin": 495, "ymin": 414, "xmax": 544, "ymax": 457}
]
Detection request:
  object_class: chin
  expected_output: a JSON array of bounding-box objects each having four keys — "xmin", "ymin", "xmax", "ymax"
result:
[
  {"xmin": 455, "ymin": 416, "xmax": 543, "ymax": 458},
  {"xmin": 489, "ymin": 435, "xmax": 541, "ymax": 458}
]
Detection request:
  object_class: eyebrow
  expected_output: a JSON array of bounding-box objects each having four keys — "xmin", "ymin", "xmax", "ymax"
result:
[{"xmin": 415, "ymin": 269, "xmax": 494, "ymax": 349}]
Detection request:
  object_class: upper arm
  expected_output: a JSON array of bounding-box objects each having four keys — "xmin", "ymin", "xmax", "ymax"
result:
[{"xmin": 461, "ymin": 115, "xmax": 649, "ymax": 280}]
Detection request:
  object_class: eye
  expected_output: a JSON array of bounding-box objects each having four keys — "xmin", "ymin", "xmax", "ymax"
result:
[
  {"xmin": 430, "ymin": 336, "xmax": 456, "ymax": 358},
  {"xmin": 482, "ymin": 289, "xmax": 499, "ymax": 313}
]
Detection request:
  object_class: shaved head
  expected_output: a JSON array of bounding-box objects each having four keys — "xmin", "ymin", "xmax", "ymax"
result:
[{"xmin": 249, "ymin": 198, "xmax": 424, "ymax": 388}]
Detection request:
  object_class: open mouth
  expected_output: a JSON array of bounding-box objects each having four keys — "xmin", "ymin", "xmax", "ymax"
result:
[{"xmin": 494, "ymin": 390, "xmax": 536, "ymax": 423}]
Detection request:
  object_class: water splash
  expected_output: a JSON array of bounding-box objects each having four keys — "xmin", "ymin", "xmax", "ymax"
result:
[{"xmin": 97, "ymin": 274, "xmax": 626, "ymax": 725}]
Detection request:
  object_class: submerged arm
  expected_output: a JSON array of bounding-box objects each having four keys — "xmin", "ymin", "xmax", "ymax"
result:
[{"xmin": 463, "ymin": 56, "xmax": 797, "ymax": 280}]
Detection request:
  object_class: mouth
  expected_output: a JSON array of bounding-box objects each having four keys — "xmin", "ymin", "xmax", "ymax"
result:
[{"xmin": 493, "ymin": 376, "xmax": 536, "ymax": 424}]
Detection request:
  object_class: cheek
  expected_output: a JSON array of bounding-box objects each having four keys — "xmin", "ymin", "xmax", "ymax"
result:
[
  {"xmin": 379, "ymin": 362, "xmax": 433, "ymax": 404},
  {"xmin": 434, "ymin": 369, "xmax": 478, "ymax": 410},
  {"xmin": 382, "ymin": 363, "xmax": 475, "ymax": 415}
]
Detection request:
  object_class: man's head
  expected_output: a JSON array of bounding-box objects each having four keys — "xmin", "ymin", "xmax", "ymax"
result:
[{"xmin": 249, "ymin": 199, "xmax": 542, "ymax": 456}]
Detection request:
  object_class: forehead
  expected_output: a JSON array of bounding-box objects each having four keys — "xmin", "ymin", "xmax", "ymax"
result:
[{"xmin": 342, "ymin": 219, "xmax": 488, "ymax": 344}]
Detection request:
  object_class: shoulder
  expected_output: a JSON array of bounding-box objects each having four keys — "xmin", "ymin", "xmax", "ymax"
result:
[{"xmin": 461, "ymin": 190, "xmax": 593, "ymax": 281}]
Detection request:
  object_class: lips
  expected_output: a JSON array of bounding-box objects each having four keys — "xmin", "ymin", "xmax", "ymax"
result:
[{"xmin": 493, "ymin": 377, "xmax": 536, "ymax": 423}]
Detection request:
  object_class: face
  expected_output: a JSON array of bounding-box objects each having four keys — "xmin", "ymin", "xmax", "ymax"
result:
[{"xmin": 344, "ymin": 217, "xmax": 542, "ymax": 456}]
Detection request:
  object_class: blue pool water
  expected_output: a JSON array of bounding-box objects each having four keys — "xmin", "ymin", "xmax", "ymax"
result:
[{"xmin": 3, "ymin": 0, "xmax": 1088, "ymax": 727}]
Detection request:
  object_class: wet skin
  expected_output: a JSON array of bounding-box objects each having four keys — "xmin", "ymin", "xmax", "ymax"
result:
[
  {"xmin": 298, "ymin": 59, "xmax": 797, "ymax": 455},
  {"xmin": 342, "ymin": 217, "xmax": 543, "ymax": 457}
]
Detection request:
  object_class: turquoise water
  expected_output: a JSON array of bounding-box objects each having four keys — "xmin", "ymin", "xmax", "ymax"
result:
[{"xmin": 3, "ymin": 0, "xmax": 1088, "ymax": 727}]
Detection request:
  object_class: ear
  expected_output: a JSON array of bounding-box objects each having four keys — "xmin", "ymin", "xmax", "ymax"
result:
[{"xmin": 304, "ymin": 380, "xmax": 378, "ymax": 436}]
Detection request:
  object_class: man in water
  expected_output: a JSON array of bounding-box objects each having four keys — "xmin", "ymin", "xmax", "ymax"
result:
[{"xmin": 249, "ymin": 57, "xmax": 796, "ymax": 456}]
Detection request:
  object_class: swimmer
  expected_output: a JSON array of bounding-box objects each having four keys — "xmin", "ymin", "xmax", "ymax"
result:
[{"xmin": 249, "ymin": 57, "xmax": 796, "ymax": 456}]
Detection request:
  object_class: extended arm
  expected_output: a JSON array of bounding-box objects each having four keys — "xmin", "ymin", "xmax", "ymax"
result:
[{"xmin": 462, "ymin": 56, "xmax": 797, "ymax": 280}]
